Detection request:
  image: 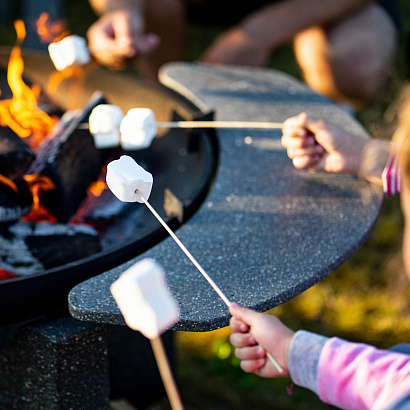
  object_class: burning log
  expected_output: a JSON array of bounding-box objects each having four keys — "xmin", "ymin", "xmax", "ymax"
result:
[
  {"xmin": 0, "ymin": 221, "xmax": 101, "ymax": 276},
  {"xmin": 0, "ymin": 179, "xmax": 32, "ymax": 223},
  {"xmin": 27, "ymin": 92, "xmax": 119, "ymax": 222},
  {"xmin": 0, "ymin": 21, "xmax": 114, "ymax": 278},
  {"xmin": 0, "ymin": 126, "xmax": 35, "ymax": 181}
]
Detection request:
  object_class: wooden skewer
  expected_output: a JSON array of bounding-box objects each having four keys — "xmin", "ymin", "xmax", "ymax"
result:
[
  {"xmin": 136, "ymin": 190, "xmax": 284, "ymax": 373},
  {"xmin": 136, "ymin": 190, "xmax": 231, "ymax": 307},
  {"xmin": 155, "ymin": 120, "xmax": 283, "ymax": 129},
  {"xmin": 150, "ymin": 336, "xmax": 185, "ymax": 410},
  {"xmin": 79, "ymin": 120, "xmax": 283, "ymax": 130}
]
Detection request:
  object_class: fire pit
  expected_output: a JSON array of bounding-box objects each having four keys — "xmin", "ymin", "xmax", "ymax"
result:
[
  {"xmin": 0, "ymin": 48, "xmax": 218, "ymax": 326},
  {"xmin": 70, "ymin": 62, "xmax": 385, "ymax": 331},
  {"xmin": 0, "ymin": 52, "xmax": 385, "ymax": 408}
]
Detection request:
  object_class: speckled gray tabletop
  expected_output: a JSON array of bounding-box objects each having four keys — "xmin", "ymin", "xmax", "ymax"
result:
[{"xmin": 69, "ymin": 62, "xmax": 383, "ymax": 331}]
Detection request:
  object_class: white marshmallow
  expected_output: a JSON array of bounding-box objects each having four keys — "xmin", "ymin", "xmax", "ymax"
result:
[
  {"xmin": 48, "ymin": 35, "xmax": 90, "ymax": 71},
  {"xmin": 120, "ymin": 108, "xmax": 157, "ymax": 150},
  {"xmin": 89, "ymin": 104, "xmax": 124, "ymax": 148},
  {"xmin": 106, "ymin": 155, "xmax": 153, "ymax": 202},
  {"xmin": 110, "ymin": 258, "xmax": 180, "ymax": 339}
]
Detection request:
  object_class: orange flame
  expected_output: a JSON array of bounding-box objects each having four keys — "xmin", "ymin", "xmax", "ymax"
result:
[
  {"xmin": 23, "ymin": 173, "xmax": 55, "ymax": 212},
  {"xmin": 36, "ymin": 12, "xmax": 69, "ymax": 44},
  {"xmin": 35, "ymin": 13, "xmax": 87, "ymax": 109},
  {"xmin": 87, "ymin": 180, "xmax": 108, "ymax": 197},
  {"xmin": 87, "ymin": 166, "xmax": 108, "ymax": 197},
  {"xmin": 47, "ymin": 65, "xmax": 85, "ymax": 100},
  {"xmin": 0, "ymin": 175, "xmax": 19, "ymax": 194},
  {"xmin": 0, "ymin": 20, "xmax": 57, "ymax": 148}
]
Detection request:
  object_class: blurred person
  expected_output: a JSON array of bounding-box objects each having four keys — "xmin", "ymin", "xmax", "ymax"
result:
[
  {"xmin": 229, "ymin": 87, "xmax": 410, "ymax": 409},
  {"xmin": 86, "ymin": 0, "xmax": 400, "ymax": 108}
]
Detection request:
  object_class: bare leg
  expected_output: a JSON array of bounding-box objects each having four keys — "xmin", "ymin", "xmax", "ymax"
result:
[
  {"xmin": 136, "ymin": 0, "xmax": 187, "ymax": 81},
  {"xmin": 294, "ymin": 3, "xmax": 398, "ymax": 108}
]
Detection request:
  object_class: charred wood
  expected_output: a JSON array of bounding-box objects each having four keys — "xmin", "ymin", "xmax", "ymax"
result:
[
  {"xmin": 0, "ymin": 180, "xmax": 32, "ymax": 223},
  {"xmin": 27, "ymin": 92, "xmax": 118, "ymax": 222},
  {"xmin": 0, "ymin": 126, "xmax": 35, "ymax": 181},
  {"xmin": 0, "ymin": 221, "xmax": 101, "ymax": 276}
]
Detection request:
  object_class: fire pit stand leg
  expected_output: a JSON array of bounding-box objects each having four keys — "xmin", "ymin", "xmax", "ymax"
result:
[
  {"xmin": 0, "ymin": 315, "xmax": 175, "ymax": 409},
  {"xmin": 107, "ymin": 324, "xmax": 175, "ymax": 408},
  {"xmin": 0, "ymin": 315, "xmax": 110, "ymax": 409}
]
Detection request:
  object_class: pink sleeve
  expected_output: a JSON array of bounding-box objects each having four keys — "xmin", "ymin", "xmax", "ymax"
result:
[
  {"xmin": 382, "ymin": 144, "xmax": 401, "ymax": 196},
  {"xmin": 317, "ymin": 337, "xmax": 410, "ymax": 410}
]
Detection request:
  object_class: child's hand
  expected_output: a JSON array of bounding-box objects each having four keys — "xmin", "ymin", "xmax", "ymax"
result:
[
  {"xmin": 281, "ymin": 112, "xmax": 366, "ymax": 175},
  {"xmin": 229, "ymin": 303, "xmax": 294, "ymax": 378}
]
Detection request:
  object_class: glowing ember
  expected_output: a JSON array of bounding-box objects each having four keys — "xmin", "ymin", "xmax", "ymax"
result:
[
  {"xmin": 20, "ymin": 173, "xmax": 57, "ymax": 223},
  {"xmin": 20, "ymin": 205, "xmax": 58, "ymax": 223},
  {"xmin": 0, "ymin": 268, "xmax": 18, "ymax": 281},
  {"xmin": 0, "ymin": 20, "xmax": 57, "ymax": 148}
]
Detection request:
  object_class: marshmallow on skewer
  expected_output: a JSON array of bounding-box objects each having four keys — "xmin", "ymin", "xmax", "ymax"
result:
[
  {"xmin": 89, "ymin": 104, "xmax": 124, "ymax": 148},
  {"xmin": 48, "ymin": 35, "xmax": 90, "ymax": 71},
  {"xmin": 106, "ymin": 155, "xmax": 153, "ymax": 202},
  {"xmin": 120, "ymin": 108, "xmax": 157, "ymax": 150},
  {"xmin": 110, "ymin": 258, "xmax": 180, "ymax": 339},
  {"xmin": 107, "ymin": 156, "xmax": 283, "ymax": 374},
  {"xmin": 111, "ymin": 258, "xmax": 184, "ymax": 410}
]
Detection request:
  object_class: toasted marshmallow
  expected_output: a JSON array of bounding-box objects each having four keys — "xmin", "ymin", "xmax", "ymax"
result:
[
  {"xmin": 89, "ymin": 104, "xmax": 124, "ymax": 148},
  {"xmin": 48, "ymin": 35, "xmax": 90, "ymax": 71},
  {"xmin": 120, "ymin": 108, "xmax": 157, "ymax": 150},
  {"xmin": 110, "ymin": 258, "xmax": 180, "ymax": 339},
  {"xmin": 106, "ymin": 155, "xmax": 153, "ymax": 202}
]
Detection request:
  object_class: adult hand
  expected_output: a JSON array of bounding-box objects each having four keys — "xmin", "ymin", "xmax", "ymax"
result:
[
  {"xmin": 281, "ymin": 112, "xmax": 367, "ymax": 174},
  {"xmin": 87, "ymin": 9, "xmax": 160, "ymax": 70},
  {"xmin": 229, "ymin": 303, "xmax": 294, "ymax": 378}
]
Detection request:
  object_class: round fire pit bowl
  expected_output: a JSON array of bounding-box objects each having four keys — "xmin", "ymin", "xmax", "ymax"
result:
[{"xmin": 0, "ymin": 49, "xmax": 218, "ymax": 326}]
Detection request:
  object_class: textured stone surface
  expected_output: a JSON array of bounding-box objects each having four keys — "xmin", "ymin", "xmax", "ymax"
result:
[
  {"xmin": 0, "ymin": 316, "xmax": 173, "ymax": 409},
  {"xmin": 0, "ymin": 315, "xmax": 109, "ymax": 409},
  {"xmin": 69, "ymin": 62, "xmax": 383, "ymax": 331}
]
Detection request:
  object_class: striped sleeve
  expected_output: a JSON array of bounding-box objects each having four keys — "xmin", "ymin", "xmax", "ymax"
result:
[{"xmin": 382, "ymin": 144, "xmax": 401, "ymax": 196}]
